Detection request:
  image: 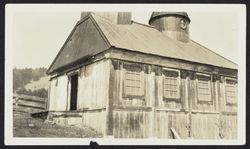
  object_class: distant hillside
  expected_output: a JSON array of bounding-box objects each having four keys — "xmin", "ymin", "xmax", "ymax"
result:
[
  {"xmin": 25, "ymin": 76, "xmax": 49, "ymax": 91},
  {"xmin": 13, "ymin": 67, "xmax": 49, "ymax": 98},
  {"xmin": 13, "ymin": 67, "xmax": 47, "ymax": 91}
]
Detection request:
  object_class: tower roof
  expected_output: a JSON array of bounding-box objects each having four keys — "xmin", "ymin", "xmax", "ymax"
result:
[{"xmin": 149, "ymin": 12, "xmax": 191, "ymax": 24}]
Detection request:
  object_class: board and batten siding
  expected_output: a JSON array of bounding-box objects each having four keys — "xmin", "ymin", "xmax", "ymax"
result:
[
  {"xmin": 48, "ymin": 52, "xmax": 237, "ymax": 139},
  {"xmin": 219, "ymin": 76, "xmax": 237, "ymax": 139},
  {"xmin": 109, "ymin": 60, "xmax": 190, "ymax": 138},
  {"xmin": 109, "ymin": 58, "xmax": 237, "ymax": 139}
]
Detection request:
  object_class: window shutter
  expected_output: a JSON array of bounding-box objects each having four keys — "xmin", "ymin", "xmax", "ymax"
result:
[
  {"xmin": 225, "ymin": 78, "xmax": 237, "ymax": 104},
  {"xmin": 162, "ymin": 68, "xmax": 180, "ymax": 99},
  {"xmin": 196, "ymin": 73, "xmax": 212, "ymax": 102},
  {"xmin": 123, "ymin": 65, "xmax": 144, "ymax": 98}
]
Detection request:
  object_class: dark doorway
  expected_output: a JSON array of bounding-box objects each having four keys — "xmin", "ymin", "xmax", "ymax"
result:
[{"xmin": 70, "ymin": 74, "xmax": 78, "ymax": 110}]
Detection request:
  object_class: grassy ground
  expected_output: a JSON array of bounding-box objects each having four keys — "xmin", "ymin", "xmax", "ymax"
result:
[{"xmin": 13, "ymin": 111, "xmax": 102, "ymax": 138}]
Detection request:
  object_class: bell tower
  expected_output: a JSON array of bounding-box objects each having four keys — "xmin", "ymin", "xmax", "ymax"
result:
[{"xmin": 149, "ymin": 12, "xmax": 191, "ymax": 43}]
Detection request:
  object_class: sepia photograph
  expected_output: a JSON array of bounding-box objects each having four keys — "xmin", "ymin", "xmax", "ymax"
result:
[{"xmin": 5, "ymin": 4, "xmax": 246, "ymax": 145}]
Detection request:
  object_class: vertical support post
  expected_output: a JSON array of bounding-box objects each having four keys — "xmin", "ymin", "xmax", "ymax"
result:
[
  {"xmin": 218, "ymin": 76, "xmax": 224, "ymax": 139},
  {"xmin": 106, "ymin": 59, "xmax": 114, "ymax": 137},
  {"xmin": 214, "ymin": 75, "xmax": 220, "ymax": 112},
  {"xmin": 214, "ymin": 75, "xmax": 221, "ymax": 139},
  {"xmin": 149, "ymin": 65, "xmax": 155, "ymax": 138},
  {"xmin": 187, "ymin": 71, "xmax": 192, "ymax": 138},
  {"xmin": 66, "ymin": 77, "xmax": 70, "ymax": 111},
  {"xmin": 46, "ymin": 83, "xmax": 51, "ymax": 110}
]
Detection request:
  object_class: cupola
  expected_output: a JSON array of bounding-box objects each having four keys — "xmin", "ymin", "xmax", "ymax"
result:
[{"xmin": 149, "ymin": 12, "xmax": 191, "ymax": 43}]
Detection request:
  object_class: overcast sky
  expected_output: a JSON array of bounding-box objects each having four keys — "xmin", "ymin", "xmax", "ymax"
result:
[{"xmin": 6, "ymin": 4, "xmax": 245, "ymax": 68}]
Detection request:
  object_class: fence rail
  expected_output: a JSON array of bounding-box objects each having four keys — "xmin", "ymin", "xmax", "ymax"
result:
[{"xmin": 13, "ymin": 94, "xmax": 48, "ymax": 113}]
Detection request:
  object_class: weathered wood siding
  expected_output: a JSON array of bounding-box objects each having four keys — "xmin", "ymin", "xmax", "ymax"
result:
[
  {"xmin": 219, "ymin": 76, "xmax": 237, "ymax": 139},
  {"xmin": 108, "ymin": 57, "xmax": 237, "ymax": 139},
  {"xmin": 77, "ymin": 59, "xmax": 110, "ymax": 110},
  {"xmin": 49, "ymin": 75, "xmax": 68, "ymax": 111},
  {"xmin": 220, "ymin": 114, "xmax": 237, "ymax": 139},
  {"xmin": 191, "ymin": 113, "xmax": 220, "ymax": 139},
  {"xmin": 153, "ymin": 68, "xmax": 189, "ymax": 138},
  {"xmin": 113, "ymin": 110, "xmax": 150, "ymax": 138},
  {"xmin": 155, "ymin": 111, "xmax": 188, "ymax": 138},
  {"xmin": 49, "ymin": 59, "xmax": 110, "ymax": 111},
  {"xmin": 48, "ymin": 49, "xmax": 237, "ymax": 139},
  {"xmin": 110, "ymin": 60, "xmax": 190, "ymax": 138},
  {"xmin": 48, "ymin": 59, "xmax": 110, "ymax": 134},
  {"xmin": 82, "ymin": 109, "xmax": 107, "ymax": 134}
]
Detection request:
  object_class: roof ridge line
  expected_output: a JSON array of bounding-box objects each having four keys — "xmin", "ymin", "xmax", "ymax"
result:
[
  {"xmin": 47, "ymin": 20, "xmax": 81, "ymax": 74},
  {"xmin": 90, "ymin": 14, "xmax": 112, "ymax": 48}
]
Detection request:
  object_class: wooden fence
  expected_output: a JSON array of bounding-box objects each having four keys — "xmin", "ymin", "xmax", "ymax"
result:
[{"xmin": 13, "ymin": 94, "xmax": 48, "ymax": 113}]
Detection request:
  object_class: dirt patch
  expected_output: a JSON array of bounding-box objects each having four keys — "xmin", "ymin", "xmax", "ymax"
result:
[{"xmin": 13, "ymin": 111, "xmax": 102, "ymax": 138}]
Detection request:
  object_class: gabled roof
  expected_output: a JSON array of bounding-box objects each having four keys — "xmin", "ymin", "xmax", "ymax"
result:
[
  {"xmin": 47, "ymin": 15, "xmax": 111, "ymax": 74},
  {"xmin": 47, "ymin": 13, "xmax": 237, "ymax": 74}
]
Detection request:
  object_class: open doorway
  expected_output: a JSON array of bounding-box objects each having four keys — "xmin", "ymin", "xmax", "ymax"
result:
[{"xmin": 70, "ymin": 74, "xmax": 78, "ymax": 110}]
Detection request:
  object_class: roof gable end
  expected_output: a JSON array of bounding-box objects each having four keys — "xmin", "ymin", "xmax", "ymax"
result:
[{"xmin": 47, "ymin": 15, "xmax": 111, "ymax": 74}]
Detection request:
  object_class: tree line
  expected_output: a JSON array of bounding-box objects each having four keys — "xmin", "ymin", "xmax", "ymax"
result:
[{"xmin": 13, "ymin": 67, "xmax": 48, "ymax": 98}]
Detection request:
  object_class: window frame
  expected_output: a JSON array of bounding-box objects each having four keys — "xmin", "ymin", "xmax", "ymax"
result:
[
  {"xmin": 122, "ymin": 63, "xmax": 145, "ymax": 99},
  {"xmin": 224, "ymin": 77, "xmax": 237, "ymax": 105},
  {"xmin": 195, "ymin": 72, "xmax": 212, "ymax": 103},
  {"xmin": 162, "ymin": 67, "xmax": 181, "ymax": 101}
]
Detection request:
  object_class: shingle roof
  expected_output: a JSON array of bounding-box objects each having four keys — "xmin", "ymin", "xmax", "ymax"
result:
[{"xmin": 47, "ymin": 13, "xmax": 237, "ymax": 74}]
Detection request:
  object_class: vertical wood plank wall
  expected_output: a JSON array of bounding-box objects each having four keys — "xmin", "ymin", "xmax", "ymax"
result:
[
  {"xmin": 49, "ymin": 75, "xmax": 68, "ymax": 111},
  {"xmin": 49, "ymin": 58, "xmax": 237, "ymax": 139},
  {"xmin": 109, "ymin": 59, "xmax": 237, "ymax": 139},
  {"xmin": 49, "ymin": 59, "xmax": 110, "ymax": 135},
  {"xmin": 77, "ymin": 60, "xmax": 110, "ymax": 110},
  {"xmin": 78, "ymin": 59, "xmax": 110, "ymax": 135},
  {"xmin": 219, "ymin": 76, "xmax": 237, "ymax": 139}
]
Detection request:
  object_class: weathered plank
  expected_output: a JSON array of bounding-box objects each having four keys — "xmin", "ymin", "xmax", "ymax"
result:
[
  {"xmin": 191, "ymin": 113, "xmax": 219, "ymax": 139},
  {"xmin": 154, "ymin": 111, "xmax": 188, "ymax": 139},
  {"xmin": 112, "ymin": 109, "xmax": 150, "ymax": 138},
  {"xmin": 81, "ymin": 109, "xmax": 106, "ymax": 134},
  {"xmin": 49, "ymin": 75, "xmax": 68, "ymax": 111},
  {"xmin": 13, "ymin": 94, "xmax": 48, "ymax": 113},
  {"xmin": 110, "ymin": 49, "xmax": 237, "ymax": 77},
  {"xmin": 220, "ymin": 114, "xmax": 237, "ymax": 139}
]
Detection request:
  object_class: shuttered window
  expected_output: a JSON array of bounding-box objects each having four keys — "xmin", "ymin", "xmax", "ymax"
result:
[
  {"xmin": 225, "ymin": 78, "xmax": 237, "ymax": 104},
  {"xmin": 163, "ymin": 68, "xmax": 180, "ymax": 99},
  {"xmin": 196, "ymin": 73, "xmax": 212, "ymax": 102},
  {"xmin": 123, "ymin": 64, "xmax": 144, "ymax": 97}
]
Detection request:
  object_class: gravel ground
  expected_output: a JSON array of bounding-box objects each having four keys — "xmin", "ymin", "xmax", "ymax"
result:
[{"xmin": 13, "ymin": 111, "xmax": 102, "ymax": 138}]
